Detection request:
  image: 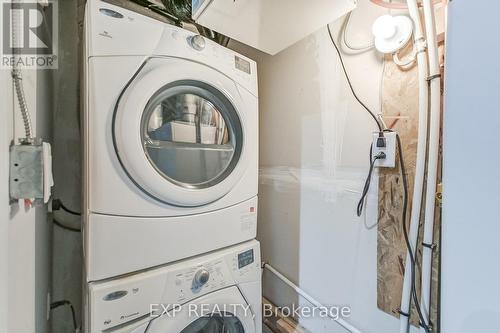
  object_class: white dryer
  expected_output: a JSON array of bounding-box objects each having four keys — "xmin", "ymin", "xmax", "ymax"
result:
[
  {"xmin": 83, "ymin": 0, "xmax": 259, "ymax": 281},
  {"xmin": 86, "ymin": 240, "xmax": 262, "ymax": 333}
]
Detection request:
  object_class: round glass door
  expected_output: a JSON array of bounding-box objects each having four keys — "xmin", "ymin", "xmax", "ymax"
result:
[
  {"xmin": 141, "ymin": 80, "xmax": 243, "ymax": 189},
  {"xmin": 179, "ymin": 314, "xmax": 245, "ymax": 333}
]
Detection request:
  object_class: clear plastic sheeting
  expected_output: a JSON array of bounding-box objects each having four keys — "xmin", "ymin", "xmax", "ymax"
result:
[{"xmin": 259, "ymin": 167, "xmax": 376, "ymax": 203}]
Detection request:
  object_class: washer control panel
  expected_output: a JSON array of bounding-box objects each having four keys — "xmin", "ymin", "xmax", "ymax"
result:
[
  {"xmin": 165, "ymin": 257, "xmax": 233, "ymax": 304},
  {"xmin": 88, "ymin": 241, "xmax": 260, "ymax": 332}
]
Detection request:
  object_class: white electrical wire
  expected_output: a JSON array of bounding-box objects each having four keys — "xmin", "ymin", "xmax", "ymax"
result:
[
  {"xmin": 392, "ymin": 48, "xmax": 417, "ymax": 68},
  {"xmin": 342, "ymin": 12, "xmax": 375, "ymax": 52},
  {"xmin": 378, "ymin": 56, "xmax": 388, "ymax": 128}
]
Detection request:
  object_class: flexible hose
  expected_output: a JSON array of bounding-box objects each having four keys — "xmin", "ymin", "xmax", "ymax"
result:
[
  {"xmin": 393, "ymin": 49, "xmax": 417, "ymax": 68},
  {"xmin": 12, "ymin": 70, "xmax": 33, "ymax": 139},
  {"xmin": 11, "ymin": 1, "xmax": 34, "ymax": 141},
  {"xmin": 342, "ymin": 12, "xmax": 374, "ymax": 53},
  {"xmin": 51, "ymin": 300, "xmax": 79, "ymax": 332}
]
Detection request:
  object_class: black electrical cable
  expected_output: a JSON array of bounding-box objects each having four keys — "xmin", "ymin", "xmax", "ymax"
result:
[
  {"xmin": 52, "ymin": 199, "xmax": 81, "ymax": 216},
  {"xmin": 326, "ymin": 22, "xmax": 430, "ymax": 329},
  {"xmin": 396, "ymin": 133, "xmax": 431, "ymax": 333},
  {"xmin": 357, "ymin": 148, "xmax": 386, "ymax": 217},
  {"xmin": 51, "ymin": 300, "xmax": 78, "ymax": 332},
  {"xmin": 53, "ymin": 218, "xmax": 81, "ymax": 233},
  {"xmin": 326, "ymin": 21, "xmax": 388, "ymax": 217},
  {"xmin": 326, "ymin": 23, "xmax": 383, "ymax": 132},
  {"xmin": 60, "ymin": 202, "xmax": 81, "ymax": 216},
  {"xmin": 52, "ymin": 199, "xmax": 82, "ymax": 232}
]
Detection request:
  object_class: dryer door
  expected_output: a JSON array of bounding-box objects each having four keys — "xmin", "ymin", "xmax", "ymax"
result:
[
  {"xmin": 113, "ymin": 57, "xmax": 249, "ymax": 207},
  {"xmin": 147, "ymin": 287, "xmax": 256, "ymax": 333}
]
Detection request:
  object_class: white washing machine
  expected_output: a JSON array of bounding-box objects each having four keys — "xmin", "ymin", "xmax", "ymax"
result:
[
  {"xmin": 83, "ymin": 0, "xmax": 259, "ymax": 281},
  {"xmin": 85, "ymin": 240, "xmax": 262, "ymax": 333}
]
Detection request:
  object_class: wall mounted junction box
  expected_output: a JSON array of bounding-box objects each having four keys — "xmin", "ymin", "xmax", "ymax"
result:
[{"xmin": 9, "ymin": 142, "xmax": 53, "ymax": 204}]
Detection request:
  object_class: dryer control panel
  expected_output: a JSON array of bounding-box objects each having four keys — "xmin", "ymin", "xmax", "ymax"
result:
[
  {"xmin": 86, "ymin": 0, "xmax": 258, "ymax": 97},
  {"xmin": 87, "ymin": 240, "xmax": 260, "ymax": 332}
]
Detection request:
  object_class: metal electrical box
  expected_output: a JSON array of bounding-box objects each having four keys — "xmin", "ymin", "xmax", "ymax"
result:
[
  {"xmin": 192, "ymin": 0, "xmax": 357, "ymax": 55},
  {"xmin": 9, "ymin": 142, "xmax": 53, "ymax": 203}
]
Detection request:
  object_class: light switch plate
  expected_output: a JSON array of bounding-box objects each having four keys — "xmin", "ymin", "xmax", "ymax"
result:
[{"xmin": 372, "ymin": 131, "xmax": 397, "ymax": 168}]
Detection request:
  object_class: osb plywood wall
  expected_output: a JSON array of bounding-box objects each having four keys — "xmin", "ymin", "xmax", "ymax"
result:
[{"xmin": 377, "ymin": 18, "xmax": 445, "ymax": 330}]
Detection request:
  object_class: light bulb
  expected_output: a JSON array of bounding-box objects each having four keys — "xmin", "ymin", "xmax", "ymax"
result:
[{"xmin": 371, "ymin": 15, "xmax": 413, "ymax": 54}]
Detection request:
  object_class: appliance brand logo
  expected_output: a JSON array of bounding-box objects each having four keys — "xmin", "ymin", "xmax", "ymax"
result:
[{"xmin": 1, "ymin": 0, "xmax": 58, "ymax": 69}]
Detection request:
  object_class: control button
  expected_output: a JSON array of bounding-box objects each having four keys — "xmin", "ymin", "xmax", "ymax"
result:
[
  {"xmin": 189, "ymin": 35, "xmax": 206, "ymax": 51},
  {"xmin": 175, "ymin": 277, "xmax": 182, "ymax": 286},
  {"xmin": 194, "ymin": 268, "xmax": 210, "ymax": 286}
]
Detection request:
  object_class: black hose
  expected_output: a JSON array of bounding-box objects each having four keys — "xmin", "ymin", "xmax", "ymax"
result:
[
  {"xmin": 51, "ymin": 300, "xmax": 78, "ymax": 331},
  {"xmin": 52, "ymin": 199, "xmax": 81, "ymax": 216},
  {"xmin": 53, "ymin": 218, "xmax": 81, "ymax": 233},
  {"xmin": 60, "ymin": 202, "xmax": 81, "ymax": 216}
]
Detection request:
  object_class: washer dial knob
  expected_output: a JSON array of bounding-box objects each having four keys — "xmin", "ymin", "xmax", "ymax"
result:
[
  {"xmin": 194, "ymin": 268, "xmax": 210, "ymax": 286},
  {"xmin": 189, "ymin": 35, "xmax": 206, "ymax": 51}
]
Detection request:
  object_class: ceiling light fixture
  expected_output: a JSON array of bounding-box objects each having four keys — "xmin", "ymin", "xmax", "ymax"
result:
[{"xmin": 372, "ymin": 15, "xmax": 413, "ymax": 54}]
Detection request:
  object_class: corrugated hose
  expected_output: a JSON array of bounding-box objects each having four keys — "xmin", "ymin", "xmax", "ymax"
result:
[{"xmin": 11, "ymin": 1, "xmax": 34, "ymax": 141}]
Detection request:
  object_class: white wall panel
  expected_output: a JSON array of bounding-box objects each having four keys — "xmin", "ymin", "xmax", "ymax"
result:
[
  {"xmin": 231, "ymin": 0, "xmax": 420, "ymax": 331},
  {"xmin": 442, "ymin": 2, "xmax": 500, "ymax": 332},
  {"xmin": 0, "ymin": 62, "xmax": 13, "ymax": 333},
  {"xmin": 0, "ymin": 30, "xmax": 52, "ymax": 333}
]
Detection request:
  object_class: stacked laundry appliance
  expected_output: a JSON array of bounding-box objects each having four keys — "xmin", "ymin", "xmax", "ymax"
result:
[{"xmin": 83, "ymin": 1, "xmax": 261, "ymax": 332}]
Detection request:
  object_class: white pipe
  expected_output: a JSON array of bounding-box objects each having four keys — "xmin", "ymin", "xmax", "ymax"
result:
[
  {"xmin": 262, "ymin": 263, "xmax": 365, "ymax": 333},
  {"xmin": 419, "ymin": 0, "xmax": 441, "ymax": 331},
  {"xmin": 399, "ymin": 1, "xmax": 429, "ymax": 332}
]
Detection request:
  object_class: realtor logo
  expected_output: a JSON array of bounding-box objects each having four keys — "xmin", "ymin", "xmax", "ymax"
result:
[{"xmin": 1, "ymin": 0, "xmax": 58, "ymax": 69}]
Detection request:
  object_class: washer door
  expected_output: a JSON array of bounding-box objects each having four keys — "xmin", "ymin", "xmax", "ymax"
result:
[
  {"xmin": 147, "ymin": 287, "xmax": 255, "ymax": 333},
  {"xmin": 113, "ymin": 58, "xmax": 248, "ymax": 206}
]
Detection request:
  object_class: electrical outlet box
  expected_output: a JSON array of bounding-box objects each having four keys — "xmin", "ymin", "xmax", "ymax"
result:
[
  {"xmin": 9, "ymin": 142, "xmax": 53, "ymax": 203},
  {"xmin": 372, "ymin": 132, "xmax": 397, "ymax": 168}
]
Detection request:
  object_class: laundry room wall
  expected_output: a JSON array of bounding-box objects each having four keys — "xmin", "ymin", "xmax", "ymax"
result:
[
  {"xmin": 0, "ymin": 51, "xmax": 53, "ymax": 333},
  {"xmin": 0, "ymin": 63, "xmax": 12, "ymax": 333},
  {"xmin": 230, "ymin": 0, "xmax": 419, "ymax": 332}
]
